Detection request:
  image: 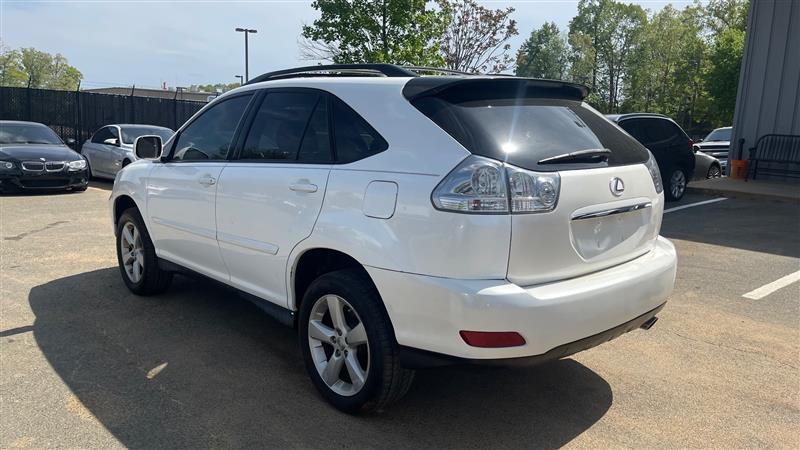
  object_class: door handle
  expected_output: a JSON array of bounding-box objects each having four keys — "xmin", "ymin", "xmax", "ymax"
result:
[
  {"xmin": 198, "ymin": 175, "xmax": 216, "ymax": 186},
  {"xmin": 289, "ymin": 183, "xmax": 318, "ymax": 193}
]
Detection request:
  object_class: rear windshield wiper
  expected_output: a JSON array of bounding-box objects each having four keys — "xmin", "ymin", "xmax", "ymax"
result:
[{"xmin": 538, "ymin": 148, "xmax": 611, "ymax": 165}]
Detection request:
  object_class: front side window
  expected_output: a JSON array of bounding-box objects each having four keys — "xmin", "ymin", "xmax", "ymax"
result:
[
  {"xmin": 171, "ymin": 94, "xmax": 252, "ymax": 161},
  {"xmin": 91, "ymin": 126, "xmax": 117, "ymax": 144},
  {"xmin": 240, "ymin": 92, "xmax": 320, "ymax": 161}
]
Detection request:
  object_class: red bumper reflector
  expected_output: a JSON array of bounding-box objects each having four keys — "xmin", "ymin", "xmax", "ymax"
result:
[{"xmin": 459, "ymin": 330, "xmax": 526, "ymax": 348}]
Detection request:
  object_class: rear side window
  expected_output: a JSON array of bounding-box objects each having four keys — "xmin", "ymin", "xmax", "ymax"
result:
[
  {"xmin": 241, "ymin": 92, "xmax": 320, "ymax": 161},
  {"xmin": 332, "ymin": 98, "xmax": 387, "ymax": 164},
  {"xmin": 620, "ymin": 118, "xmax": 683, "ymax": 146},
  {"xmin": 172, "ymin": 94, "xmax": 252, "ymax": 161},
  {"xmin": 411, "ymin": 95, "xmax": 648, "ymax": 171}
]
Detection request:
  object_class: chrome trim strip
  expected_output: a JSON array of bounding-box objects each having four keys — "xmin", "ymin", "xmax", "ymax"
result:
[{"xmin": 571, "ymin": 202, "xmax": 652, "ymax": 221}]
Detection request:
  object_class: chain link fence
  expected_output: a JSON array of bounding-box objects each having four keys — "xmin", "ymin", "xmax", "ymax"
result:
[{"xmin": 0, "ymin": 86, "xmax": 206, "ymax": 148}]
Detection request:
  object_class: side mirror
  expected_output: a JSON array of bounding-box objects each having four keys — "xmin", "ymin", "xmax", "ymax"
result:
[
  {"xmin": 134, "ymin": 135, "xmax": 163, "ymax": 160},
  {"xmin": 103, "ymin": 137, "xmax": 120, "ymax": 146}
]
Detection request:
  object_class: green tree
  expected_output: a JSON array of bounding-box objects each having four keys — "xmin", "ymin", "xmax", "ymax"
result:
[
  {"xmin": 0, "ymin": 45, "xmax": 27, "ymax": 87},
  {"xmin": 568, "ymin": 0, "xmax": 646, "ymax": 112},
  {"xmin": 706, "ymin": 27, "xmax": 744, "ymax": 125},
  {"xmin": 300, "ymin": 0, "xmax": 448, "ymax": 66},
  {"xmin": 0, "ymin": 46, "xmax": 82, "ymax": 90},
  {"xmin": 515, "ymin": 22, "xmax": 568, "ymax": 79},
  {"xmin": 439, "ymin": 0, "xmax": 518, "ymax": 73},
  {"xmin": 624, "ymin": 5, "xmax": 709, "ymax": 129}
]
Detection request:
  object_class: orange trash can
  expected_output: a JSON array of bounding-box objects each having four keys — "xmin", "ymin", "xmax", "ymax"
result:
[{"xmin": 729, "ymin": 160, "xmax": 749, "ymax": 179}]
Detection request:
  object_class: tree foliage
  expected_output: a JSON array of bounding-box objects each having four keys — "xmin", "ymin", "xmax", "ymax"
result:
[
  {"xmin": 0, "ymin": 44, "xmax": 82, "ymax": 90},
  {"xmin": 439, "ymin": 0, "xmax": 518, "ymax": 73},
  {"xmin": 300, "ymin": 0, "xmax": 448, "ymax": 66},
  {"xmin": 513, "ymin": 0, "xmax": 748, "ymax": 130},
  {"xmin": 706, "ymin": 26, "xmax": 745, "ymax": 125},
  {"xmin": 515, "ymin": 22, "xmax": 567, "ymax": 79}
]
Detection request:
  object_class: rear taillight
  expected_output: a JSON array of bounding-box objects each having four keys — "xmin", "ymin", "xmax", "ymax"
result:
[
  {"xmin": 644, "ymin": 151, "xmax": 663, "ymax": 194},
  {"xmin": 432, "ymin": 155, "xmax": 560, "ymax": 214}
]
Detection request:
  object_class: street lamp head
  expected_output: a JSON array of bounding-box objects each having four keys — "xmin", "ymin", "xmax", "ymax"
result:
[{"xmin": 235, "ymin": 28, "xmax": 257, "ymax": 33}]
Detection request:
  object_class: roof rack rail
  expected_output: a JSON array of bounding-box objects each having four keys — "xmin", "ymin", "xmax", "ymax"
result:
[
  {"xmin": 401, "ymin": 66, "xmax": 476, "ymax": 76},
  {"xmin": 246, "ymin": 64, "xmax": 418, "ymax": 85}
]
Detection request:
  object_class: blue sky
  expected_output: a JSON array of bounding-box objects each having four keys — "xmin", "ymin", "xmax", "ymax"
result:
[{"xmin": 1, "ymin": 0, "xmax": 690, "ymax": 90}]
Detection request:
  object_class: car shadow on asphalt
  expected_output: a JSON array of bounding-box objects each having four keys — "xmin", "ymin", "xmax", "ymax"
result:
[
  {"xmin": 661, "ymin": 196, "xmax": 800, "ymax": 258},
  {"xmin": 28, "ymin": 268, "xmax": 612, "ymax": 448}
]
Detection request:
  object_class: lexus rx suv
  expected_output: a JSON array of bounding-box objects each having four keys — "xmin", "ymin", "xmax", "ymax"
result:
[{"xmin": 110, "ymin": 64, "xmax": 677, "ymax": 413}]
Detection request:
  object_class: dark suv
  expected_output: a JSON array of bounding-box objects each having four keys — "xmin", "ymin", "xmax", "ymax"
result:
[{"xmin": 606, "ymin": 113, "xmax": 695, "ymax": 201}]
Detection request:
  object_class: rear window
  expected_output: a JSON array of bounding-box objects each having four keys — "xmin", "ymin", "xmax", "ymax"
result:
[{"xmin": 411, "ymin": 95, "xmax": 649, "ymax": 171}]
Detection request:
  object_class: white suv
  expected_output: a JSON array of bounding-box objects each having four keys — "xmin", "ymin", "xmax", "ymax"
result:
[{"xmin": 110, "ymin": 64, "xmax": 676, "ymax": 413}]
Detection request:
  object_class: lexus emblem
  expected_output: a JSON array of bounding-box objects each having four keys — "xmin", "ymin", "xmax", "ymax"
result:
[{"xmin": 609, "ymin": 177, "xmax": 625, "ymax": 196}]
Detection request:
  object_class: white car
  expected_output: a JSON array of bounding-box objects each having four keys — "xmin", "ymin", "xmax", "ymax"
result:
[
  {"xmin": 81, "ymin": 124, "xmax": 173, "ymax": 179},
  {"xmin": 109, "ymin": 64, "xmax": 676, "ymax": 413}
]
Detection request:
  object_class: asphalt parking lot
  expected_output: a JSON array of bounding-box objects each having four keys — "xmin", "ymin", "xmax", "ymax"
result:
[{"xmin": 1, "ymin": 182, "xmax": 798, "ymax": 448}]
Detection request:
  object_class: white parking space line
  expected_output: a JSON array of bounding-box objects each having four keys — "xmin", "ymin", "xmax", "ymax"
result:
[
  {"xmin": 664, "ymin": 197, "xmax": 727, "ymax": 214},
  {"xmin": 742, "ymin": 270, "xmax": 800, "ymax": 300}
]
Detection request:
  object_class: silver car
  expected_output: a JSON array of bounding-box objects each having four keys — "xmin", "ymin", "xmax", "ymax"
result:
[{"xmin": 81, "ymin": 124, "xmax": 173, "ymax": 179}]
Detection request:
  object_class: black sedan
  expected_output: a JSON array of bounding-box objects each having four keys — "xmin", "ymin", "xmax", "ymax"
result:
[{"xmin": 0, "ymin": 121, "xmax": 89, "ymax": 193}]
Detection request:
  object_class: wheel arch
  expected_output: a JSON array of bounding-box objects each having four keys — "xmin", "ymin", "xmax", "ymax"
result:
[
  {"xmin": 113, "ymin": 194, "xmax": 139, "ymax": 229},
  {"xmin": 290, "ymin": 247, "xmax": 378, "ymax": 314}
]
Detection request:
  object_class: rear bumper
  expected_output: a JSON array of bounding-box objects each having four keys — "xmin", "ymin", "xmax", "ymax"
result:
[
  {"xmin": 400, "ymin": 302, "xmax": 665, "ymax": 368},
  {"xmin": 367, "ymin": 236, "xmax": 677, "ymax": 361}
]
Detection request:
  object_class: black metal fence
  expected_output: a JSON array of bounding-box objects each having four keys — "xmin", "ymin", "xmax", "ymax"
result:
[{"xmin": 0, "ymin": 86, "xmax": 206, "ymax": 147}]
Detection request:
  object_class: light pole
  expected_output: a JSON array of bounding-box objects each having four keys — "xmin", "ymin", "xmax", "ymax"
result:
[
  {"xmin": 235, "ymin": 28, "xmax": 257, "ymax": 82},
  {"xmin": 235, "ymin": 75, "xmax": 244, "ymax": 86}
]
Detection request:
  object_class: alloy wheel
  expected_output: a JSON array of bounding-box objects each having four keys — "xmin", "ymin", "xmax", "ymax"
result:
[
  {"xmin": 707, "ymin": 165, "xmax": 722, "ymax": 178},
  {"xmin": 120, "ymin": 221, "xmax": 144, "ymax": 283},
  {"xmin": 308, "ymin": 294, "xmax": 370, "ymax": 397},
  {"xmin": 670, "ymin": 169, "xmax": 686, "ymax": 199}
]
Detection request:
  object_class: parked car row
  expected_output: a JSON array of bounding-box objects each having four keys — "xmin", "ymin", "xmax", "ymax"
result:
[
  {"xmin": 0, "ymin": 121, "xmax": 173, "ymax": 193},
  {"xmin": 81, "ymin": 124, "xmax": 173, "ymax": 180}
]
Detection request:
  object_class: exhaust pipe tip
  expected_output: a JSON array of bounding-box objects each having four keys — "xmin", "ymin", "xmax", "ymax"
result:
[{"xmin": 640, "ymin": 316, "xmax": 658, "ymax": 330}]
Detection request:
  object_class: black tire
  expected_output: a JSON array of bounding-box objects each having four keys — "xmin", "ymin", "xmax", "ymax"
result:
[
  {"xmin": 122, "ymin": 159, "xmax": 131, "ymax": 168},
  {"xmin": 707, "ymin": 163, "xmax": 722, "ymax": 179},
  {"xmin": 665, "ymin": 167, "xmax": 688, "ymax": 201},
  {"xmin": 299, "ymin": 268, "xmax": 414, "ymax": 413},
  {"xmin": 116, "ymin": 208, "xmax": 172, "ymax": 295},
  {"xmin": 72, "ymin": 186, "xmax": 88, "ymax": 192}
]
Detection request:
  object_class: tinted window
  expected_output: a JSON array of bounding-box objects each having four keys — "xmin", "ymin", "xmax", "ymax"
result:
[
  {"xmin": 705, "ymin": 128, "xmax": 731, "ymax": 142},
  {"xmin": 172, "ymin": 94, "xmax": 251, "ymax": 161},
  {"xmin": 647, "ymin": 119, "xmax": 679, "ymax": 142},
  {"xmin": 120, "ymin": 126, "xmax": 173, "ymax": 144},
  {"xmin": 412, "ymin": 96, "xmax": 648, "ymax": 171},
  {"xmin": 618, "ymin": 119, "xmax": 649, "ymax": 144},
  {"xmin": 298, "ymin": 98, "xmax": 332, "ymax": 162},
  {"xmin": 91, "ymin": 127, "xmax": 117, "ymax": 144},
  {"xmin": 0, "ymin": 123, "xmax": 62, "ymax": 145},
  {"xmin": 241, "ymin": 92, "xmax": 318, "ymax": 161},
  {"xmin": 332, "ymin": 98, "xmax": 387, "ymax": 163}
]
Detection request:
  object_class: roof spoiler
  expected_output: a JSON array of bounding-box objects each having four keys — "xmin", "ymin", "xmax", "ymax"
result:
[{"xmin": 402, "ymin": 77, "xmax": 589, "ymax": 102}]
